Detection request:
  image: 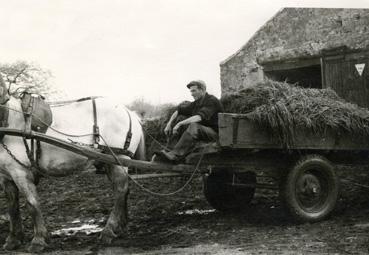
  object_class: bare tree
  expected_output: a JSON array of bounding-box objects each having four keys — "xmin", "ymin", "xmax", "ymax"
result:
[
  {"xmin": 128, "ymin": 97, "xmax": 153, "ymax": 118},
  {"xmin": 127, "ymin": 97, "xmax": 176, "ymax": 119},
  {"xmin": 0, "ymin": 61, "xmax": 58, "ymax": 98}
]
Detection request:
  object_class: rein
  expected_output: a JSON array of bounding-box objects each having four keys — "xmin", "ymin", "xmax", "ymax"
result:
[{"xmin": 47, "ymin": 96, "xmax": 101, "ymax": 107}]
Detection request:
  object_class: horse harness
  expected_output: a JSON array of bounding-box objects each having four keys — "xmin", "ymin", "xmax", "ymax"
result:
[
  {"xmin": 0, "ymin": 95, "xmax": 134, "ymax": 177},
  {"xmin": 90, "ymin": 98, "xmax": 134, "ymax": 158},
  {"xmin": 0, "ymin": 92, "xmax": 52, "ymax": 179}
]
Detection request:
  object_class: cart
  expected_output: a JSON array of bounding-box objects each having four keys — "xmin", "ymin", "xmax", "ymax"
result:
[
  {"xmin": 184, "ymin": 113, "xmax": 369, "ymax": 223},
  {"xmin": 1, "ymin": 112, "xmax": 368, "ymax": 223}
]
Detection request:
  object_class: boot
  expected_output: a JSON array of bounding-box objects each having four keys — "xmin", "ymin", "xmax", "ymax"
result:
[{"xmin": 160, "ymin": 131, "xmax": 195, "ymax": 162}]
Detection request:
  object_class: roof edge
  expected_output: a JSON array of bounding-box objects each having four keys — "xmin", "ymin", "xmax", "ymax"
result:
[{"xmin": 220, "ymin": 7, "xmax": 286, "ymax": 66}]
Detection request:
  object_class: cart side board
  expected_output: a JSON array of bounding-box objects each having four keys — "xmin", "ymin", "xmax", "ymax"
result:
[{"xmin": 218, "ymin": 113, "xmax": 369, "ymax": 150}]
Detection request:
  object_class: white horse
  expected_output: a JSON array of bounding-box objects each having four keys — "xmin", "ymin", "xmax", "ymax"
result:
[{"xmin": 0, "ymin": 80, "xmax": 145, "ymax": 252}]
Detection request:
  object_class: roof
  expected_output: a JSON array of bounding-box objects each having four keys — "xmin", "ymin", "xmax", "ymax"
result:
[{"xmin": 221, "ymin": 8, "xmax": 369, "ymax": 66}]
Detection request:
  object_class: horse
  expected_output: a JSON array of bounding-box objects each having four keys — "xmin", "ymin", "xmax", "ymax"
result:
[{"xmin": 0, "ymin": 79, "xmax": 146, "ymax": 252}]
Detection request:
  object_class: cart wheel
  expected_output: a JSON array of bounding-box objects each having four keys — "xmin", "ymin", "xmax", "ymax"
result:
[
  {"xmin": 280, "ymin": 155, "xmax": 338, "ymax": 223},
  {"xmin": 203, "ymin": 171, "xmax": 256, "ymax": 211}
]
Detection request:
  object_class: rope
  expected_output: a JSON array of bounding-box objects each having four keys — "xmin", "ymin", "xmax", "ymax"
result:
[
  {"xmin": 47, "ymin": 96, "xmax": 102, "ymax": 106},
  {"xmin": 145, "ymin": 132, "xmax": 170, "ymax": 151},
  {"xmin": 98, "ymin": 134, "xmax": 204, "ymax": 196}
]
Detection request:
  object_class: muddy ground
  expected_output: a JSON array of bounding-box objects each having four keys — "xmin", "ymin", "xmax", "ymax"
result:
[{"xmin": 1, "ymin": 165, "xmax": 369, "ymax": 255}]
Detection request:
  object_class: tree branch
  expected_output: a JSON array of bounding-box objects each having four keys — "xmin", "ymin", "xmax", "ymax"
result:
[{"xmin": 12, "ymin": 66, "xmax": 27, "ymax": 84}]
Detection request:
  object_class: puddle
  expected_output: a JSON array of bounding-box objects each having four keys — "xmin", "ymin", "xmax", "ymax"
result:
[
  {"xmin": 354, "ymin": 222, "xmax": 369, "ymax": 228},
  {"xmin": 0, "ymin": 213, "xmax": 9, "ymax": 222},
  {"xmin": 177, "ymin": 209, "xmax": 215, "ymax": 215},
  {"xmin": 97, "ymin": 243, "xmax": 247, "ymax": 255},
  {"xmin": 51, "ymin": 218, "xmax": 105, "ymax": 236}
]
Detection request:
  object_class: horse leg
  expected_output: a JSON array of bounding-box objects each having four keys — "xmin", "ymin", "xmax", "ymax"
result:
[
  {"xmin": 1, "ymin": 179, "xmax": 24, "ymax": 250},
  {"xmin": 12, "ymin": 172, "xmax": 48, "ymax": 253},
  {"xmin": 100, "ymin": 164, "xmax": 129, "ymax": 244}
]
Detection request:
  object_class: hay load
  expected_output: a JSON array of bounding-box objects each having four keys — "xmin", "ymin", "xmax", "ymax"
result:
[{"xmin": 221, "ymin": 80, "xmax": 369, "ymax": 147}]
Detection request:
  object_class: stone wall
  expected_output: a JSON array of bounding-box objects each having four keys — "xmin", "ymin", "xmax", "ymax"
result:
[{"xmin": 220, "ymin": 8, "xmax": 369, "ymax": 94}]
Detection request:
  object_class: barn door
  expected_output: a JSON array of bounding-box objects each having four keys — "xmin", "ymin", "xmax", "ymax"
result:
[{"xmin": 322, "ymin": 48, "xmax": 369, "ymax": 108}]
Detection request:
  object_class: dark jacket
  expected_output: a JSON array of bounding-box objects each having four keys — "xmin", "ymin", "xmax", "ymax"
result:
[{"xmin": 177, "ymin": 93, "xmax": 224, "ymax": 131}]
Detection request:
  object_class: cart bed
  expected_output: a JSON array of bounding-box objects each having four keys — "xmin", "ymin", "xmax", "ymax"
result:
[{"xmin": 218, "ymin": 113, "xmax": 369, "ymax": 151}]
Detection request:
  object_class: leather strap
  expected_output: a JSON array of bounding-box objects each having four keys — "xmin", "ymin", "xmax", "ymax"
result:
[
  {"xmin": 123, "ymin": 108, "xmax": 132, "ymax": 151},
  {"xmin": 47, "ymin": 96, "xmax": 101, "ymax": 106},
  {"xmin": 22, "ymin": 137, "xmax": 45, "ymax": 182},
  {"xmin": 91, "ymin": 101, "xmax": 134, "ymax": 158},
  {"xmin": 97, "ymin": 144, "xmax": 134, "ymax": 158},
  {"xmin": 0, "ymin": 101, "xmax": 9, "ymax": 128},
  {"xmin": 102, "ymin": 109, "xmax": 133, "ymax": 158},
  {"xmin": 92, "ymin": 99, "xmax": 100, "ymax": 146},
  {"xmin": 23, "ymin": 95, "xmax": 35, "ymax": 137}
]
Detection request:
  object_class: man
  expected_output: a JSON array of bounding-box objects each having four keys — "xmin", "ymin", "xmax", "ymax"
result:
[{"xmin": 158, "ymin": 80, "xmax": 223, "ymax": 162}]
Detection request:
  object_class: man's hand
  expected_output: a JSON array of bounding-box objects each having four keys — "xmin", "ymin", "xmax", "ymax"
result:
[
  {"xmin": 172, "ymin": 122, "xmax": 182, "ymax": 135},
  {"xmin": 164, "ymin": 124, "xmax": 172, "ymax": 137}
]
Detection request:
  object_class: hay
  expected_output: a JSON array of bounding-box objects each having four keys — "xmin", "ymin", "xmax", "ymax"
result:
[
  {"xmin": 221, "ymin": 80, "xmax": 369, "ymax": 148},
  {"xmin": 142, "ymin": 105, "xmax": 176, "ymax": 155},
  {"xmin": 142, "ymin": 101, "xmax": 191, "ymax": 156}
]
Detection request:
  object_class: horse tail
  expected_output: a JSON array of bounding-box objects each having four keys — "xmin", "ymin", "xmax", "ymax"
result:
[{"xmin": 134, "ymin": 130, "xmax": 146, "ymax": 161}]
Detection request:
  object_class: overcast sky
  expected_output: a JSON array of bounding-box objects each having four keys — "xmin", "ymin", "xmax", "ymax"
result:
[{"xmin": 1, "ymin": 0, "xmax": 368, "ymax": 104}]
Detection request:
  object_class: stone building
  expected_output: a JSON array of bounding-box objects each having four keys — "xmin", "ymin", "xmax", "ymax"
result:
[{"xmin": 220, "ymin": 8, "xmax": 369, "ymax": 107}]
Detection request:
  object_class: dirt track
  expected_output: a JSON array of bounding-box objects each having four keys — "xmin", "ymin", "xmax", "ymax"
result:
[{"xmin": 1, "ymin": 165, "xmax": 369, "ymax": 255}]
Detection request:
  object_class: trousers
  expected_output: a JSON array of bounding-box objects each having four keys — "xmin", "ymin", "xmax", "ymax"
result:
[{"xmin": 170, "ymin": 122, "xmax": 218, "ymax": 157}]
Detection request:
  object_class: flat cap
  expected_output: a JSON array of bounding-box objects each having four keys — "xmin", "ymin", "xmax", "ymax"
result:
[{"xmin": 186, "ymin": 80, "xmax": 206, "ymax": 90}]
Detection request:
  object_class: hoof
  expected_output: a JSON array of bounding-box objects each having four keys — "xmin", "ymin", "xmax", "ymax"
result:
[
  {"xmin": 3, "ymin": 234, "xmax": 24, "ymax": 250},
  {"xmin": 3, "ymin": 238, "xmax": 22, "ymax": 250},
  {"xmin": 28, "ymin": 238, "xmax": 48, "ymax": 253},
  {"xmin": 100, "ymin": 228, "xmax": 117, "ymax": 245}
]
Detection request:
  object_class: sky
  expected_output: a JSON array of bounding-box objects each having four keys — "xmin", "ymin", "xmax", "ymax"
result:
[{"xmin": 1, "ymin": 0, "xmax": 368, "ymax": 104}]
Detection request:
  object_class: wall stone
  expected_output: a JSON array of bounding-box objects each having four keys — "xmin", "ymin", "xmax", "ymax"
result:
[{"xmin": 220, "ymin": 8, "xmax": 369, "ymax": 94}]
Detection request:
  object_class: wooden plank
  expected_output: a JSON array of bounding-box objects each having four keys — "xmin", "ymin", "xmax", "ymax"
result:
[
  {"xmin": 322, "ymin": 50, "xmax": 369, "ymax": 108},
  {"xmin": 186, "ymin": 149, "xmax": 287, "ymax": 178},
  {"xmin": 218, "ymin": 113, "xmax": 369, "ymax": 150},
  {"xmin": 130, "ymin": 173, "xmax": 185, "ymax": 180},
  {"xmin": 262, "ymin": 58, "xmax": 321, "ymax": 72},
  {"xmin": 320, "ymin": 57, "xmax": 326, "ymax": 89}
]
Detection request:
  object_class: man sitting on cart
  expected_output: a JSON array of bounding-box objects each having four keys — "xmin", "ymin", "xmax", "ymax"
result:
[{"xmin": 157, "ymin": 80, "xmax": 224, "ymax": 162}]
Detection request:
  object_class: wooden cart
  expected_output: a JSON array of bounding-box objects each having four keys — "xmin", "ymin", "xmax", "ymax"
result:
[
  {"xmin": 1, "ymin": 112, "xmax": 368, "ymax": 223},
  {"xmin": 184, "ymin": 113, "xmax": 369, "ymax": 222}
]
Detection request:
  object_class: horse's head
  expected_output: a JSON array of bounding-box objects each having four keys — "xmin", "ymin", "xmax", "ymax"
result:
[{"xmin": 0, "ymin": 74, "xmax": 9, "ymax": 104}]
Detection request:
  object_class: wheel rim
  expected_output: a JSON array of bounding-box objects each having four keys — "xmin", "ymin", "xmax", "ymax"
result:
[{"xmin": 295, "ymin": 168, "xmax": 329, "ymax": 213}]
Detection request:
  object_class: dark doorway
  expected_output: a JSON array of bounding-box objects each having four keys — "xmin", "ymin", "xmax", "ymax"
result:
[{"xmin": 264, "ymin": 65, "xmax": 322, "ymax": 89}]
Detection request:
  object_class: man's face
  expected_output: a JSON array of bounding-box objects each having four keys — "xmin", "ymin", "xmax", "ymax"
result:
[{"xmin": 190, "ymin": 86, "xmax": 205, "ymax": 100}]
